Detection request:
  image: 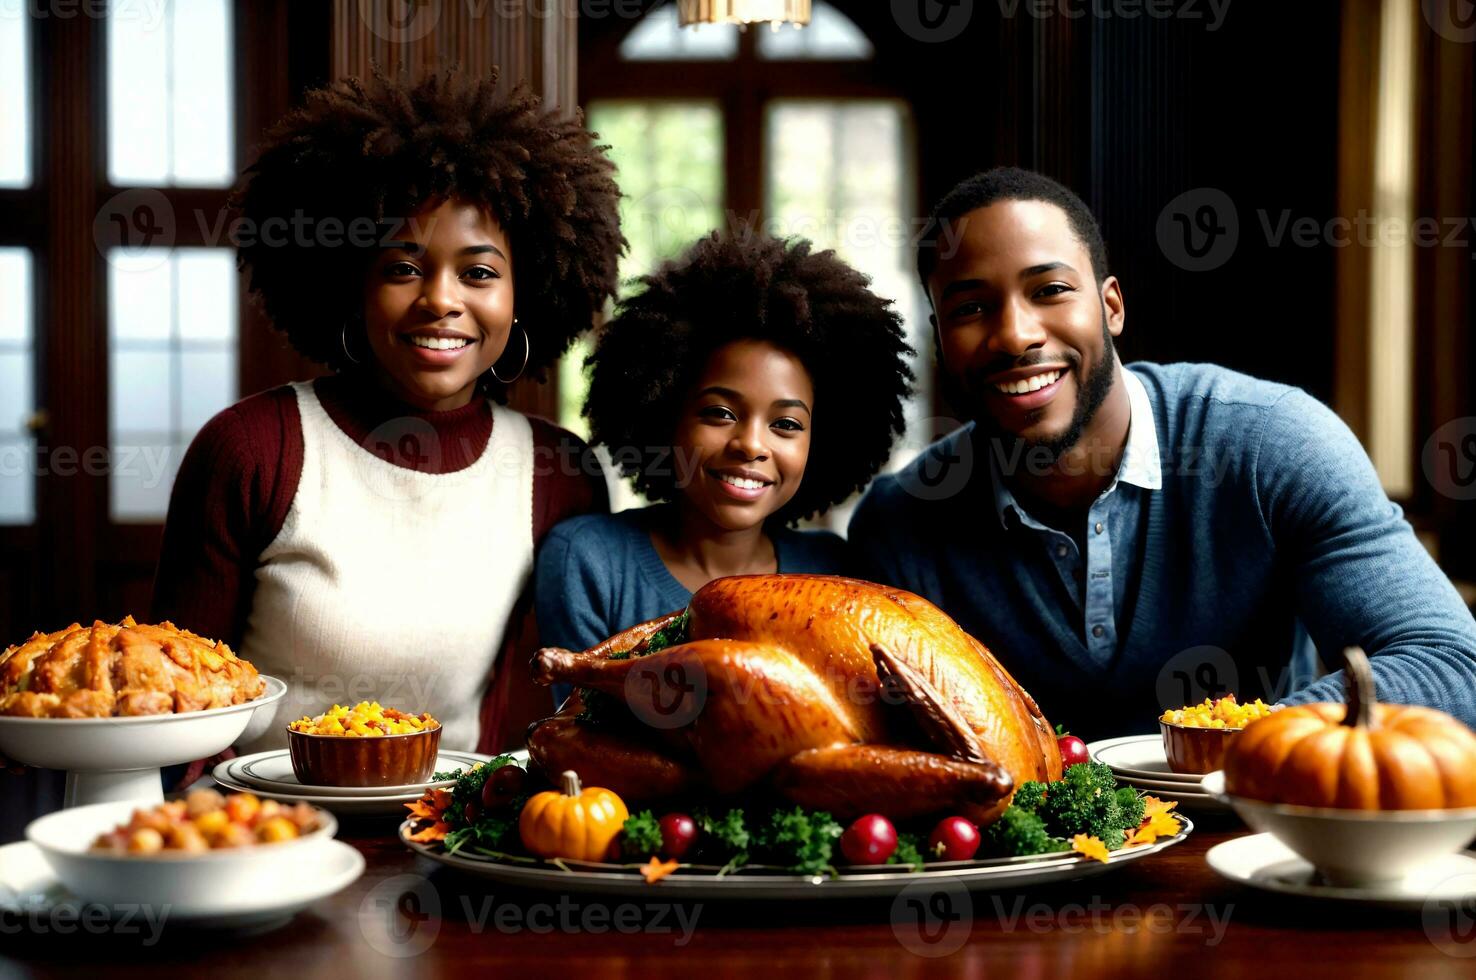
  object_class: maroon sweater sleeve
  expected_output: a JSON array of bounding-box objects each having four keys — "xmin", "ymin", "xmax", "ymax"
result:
[
  {"xmin": 477, "ymin": 418, "xmax": 609, "ymax": 753},
  {"xmin": 150, "ymin": 387, "xmax": 302, "ymax": 650}
]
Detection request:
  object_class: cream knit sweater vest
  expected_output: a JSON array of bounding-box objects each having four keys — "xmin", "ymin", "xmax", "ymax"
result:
[{"xmin": 238, "ymin": 382, "xmax": 534, "ymax": 753}]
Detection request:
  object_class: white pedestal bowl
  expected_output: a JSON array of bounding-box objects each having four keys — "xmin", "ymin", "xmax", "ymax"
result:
[{"xmin": 0, "ymin": 676, "xmax": 286, "ymax": 807}]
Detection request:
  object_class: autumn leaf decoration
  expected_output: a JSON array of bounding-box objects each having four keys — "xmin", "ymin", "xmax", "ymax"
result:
[
  {"xmin": 640, "ymin": 856, "xmax": 681, "ymax": 884},
  {"xmin": 1070, "ymin": 834, "xmax": 1111, "ymax": 863},
  {"xmin": 405, "ymin": 787, "xmax": 455, "ymax": 843},
  {"xmin": 1123, "ymin": 795, "xmax": 1182, "ymax": 847}
]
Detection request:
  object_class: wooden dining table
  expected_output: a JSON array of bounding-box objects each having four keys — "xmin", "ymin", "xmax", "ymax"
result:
[{"xmin": 3, "ymin": 810, "xmax": 1474, "ymax": 979}]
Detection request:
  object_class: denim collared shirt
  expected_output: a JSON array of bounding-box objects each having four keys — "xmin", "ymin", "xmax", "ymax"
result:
[
  {"xmin": 987, "ymin": 369, "xmax": 1164, "ymax": 666},
  {"xmin": 850, "ymin": 362, "xmax": 1476, "ymax": 740}
]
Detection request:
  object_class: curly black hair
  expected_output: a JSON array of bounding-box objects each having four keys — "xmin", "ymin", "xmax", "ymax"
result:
[
  {"xmin": 584, "ymin": 233, "xmax": 915, "ymax": 524},
  {"xmin": 233, "ymin": 69, "xmax": 625, "ymax": 387},
  {"xmin": 917, "ymin": 166, "xmax": 1108, "ymax": 290}
]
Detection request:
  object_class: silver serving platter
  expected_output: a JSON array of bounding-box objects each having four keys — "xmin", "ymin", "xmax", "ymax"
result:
[{"xmin": 401, "ymin": 815, "xmax": 1194, "ymax": 900}]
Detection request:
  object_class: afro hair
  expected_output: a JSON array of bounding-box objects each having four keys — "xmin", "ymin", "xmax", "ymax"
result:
[
  {"xmin": 233, "ymin": 68, "xmax": 625, "ymax": 388},
  {"xmin": 584, "ymin": 232, "xmax": 915, "ymax": 524}
]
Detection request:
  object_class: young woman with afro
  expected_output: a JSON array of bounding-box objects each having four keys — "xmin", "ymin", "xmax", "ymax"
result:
[
  {"xmin": 151, "ymin": 71, "xmax": 625, "ymax": 755},
  {"xmin": 534, "ymin": 232, "xmax": 914, "ymax": 703}
]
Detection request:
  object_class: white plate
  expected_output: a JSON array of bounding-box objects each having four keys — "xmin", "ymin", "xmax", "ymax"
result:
[
  {"xmin": 215, "ymin": 748, "xmax": 510, "ymax": 816},
  {"xmin": 1140, "ymin": 792, "xmax": 1230, "ymax": 816},
  {"xmin": 0, "ymin": 838, "xmax": 364, "ymax": 932},
  {"xmin": 227, "ymin": 748, "xmax": 486, "ymax": 797},
  {"xmin": 210, "ymin": 770, "xmax": 425, "ymax": 817},
  {"xmin": 400, "ymin": 816, "xmax": 1194, "ymax": 900},
  {"xmin": 1206, "ymin": 832, "xmax": 1476, "ymax": 909},
  {"xmin": 1088, "ymin": 734, "xmax": 1203, "ymax": 784},
  {"xmin": 1115, "ymin": 775, "xmax": 1215, "ymax": 796}
]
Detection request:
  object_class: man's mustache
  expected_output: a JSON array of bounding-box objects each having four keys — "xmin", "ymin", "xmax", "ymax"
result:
[{"xmin": 968, "ymin": 353, "xmax": 1078, "ymax": 386}]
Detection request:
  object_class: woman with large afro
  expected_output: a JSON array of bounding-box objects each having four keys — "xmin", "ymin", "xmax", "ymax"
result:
[
  {"xmin": 535, "ymin": 231, "xmax": 914, "ymax": 702},
  {"xmin": 152, "ymin": 70, "xmax": 625, "ymax": 754}
]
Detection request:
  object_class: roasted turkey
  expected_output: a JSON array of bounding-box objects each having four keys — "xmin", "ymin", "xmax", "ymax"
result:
[
  {"xmin": 529, "ymin": 575, "xmax": 1062, "ymax": 825},
  {"xmin": 0, "ymin": 616, "xmax": 265, "ymax": 718}
]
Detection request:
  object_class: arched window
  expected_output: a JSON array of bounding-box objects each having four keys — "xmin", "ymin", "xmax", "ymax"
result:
[{"xmin": 575, "ymin": 2, "xmax": 928, "ymax": 526}]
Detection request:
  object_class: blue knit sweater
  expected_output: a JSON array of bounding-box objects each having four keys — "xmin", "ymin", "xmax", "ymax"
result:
[
  {"xmin": 534, "ymin": 505, "xmax": 854, "ymax": 705},
  {"xmin": 850, "ymin": 362, "xmax": 1476, "ymax": 740}
]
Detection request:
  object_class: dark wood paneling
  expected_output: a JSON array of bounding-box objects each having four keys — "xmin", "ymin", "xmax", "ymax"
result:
[{"xmin": 33, "ymin": 12, "xmax": 105, "ymax": 633}]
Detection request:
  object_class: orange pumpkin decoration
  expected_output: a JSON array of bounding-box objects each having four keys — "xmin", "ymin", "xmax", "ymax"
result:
[
  {"xmin": 518, "ymin": 770, "xmax": 630, "ymax": 861},
  {"xmin": 1224, "ymin": 647, "xmax": 1476, "ymax": 809}
]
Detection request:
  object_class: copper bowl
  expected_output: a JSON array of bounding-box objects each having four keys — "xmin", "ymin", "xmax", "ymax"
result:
[
  {"xmin": 287, "ymin": 724, "xmax": 442, "ymax": 788},
  {"xmin": 1159, "ymin": 719, "xmax": 1240, "ymax": 775}
]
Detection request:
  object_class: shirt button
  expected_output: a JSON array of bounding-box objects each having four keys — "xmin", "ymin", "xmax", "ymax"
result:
[
  {"xmin": 1056, "ymin": 544, "xmax": 1068, "ymax": 558},
  {"xmin": 1091, "ymin": 625, "xmax": 1105, "ymax": 638},
  {"xmin": 1095, "ymin": 522, "xmax": 1104, "ymax": 535}
]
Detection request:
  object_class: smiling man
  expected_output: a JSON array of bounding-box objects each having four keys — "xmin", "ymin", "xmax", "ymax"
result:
[{"xmin": 850, "ymin": 168, "xmax": 1476, "ymax": 738}]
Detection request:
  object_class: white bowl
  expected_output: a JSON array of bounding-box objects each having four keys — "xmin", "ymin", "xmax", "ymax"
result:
[
  {"xmin": 26, "ymin": 798, "xmax": 338, "ymax": 912},
  {"xmin": 1203, "ymin": 770, "xmax": 1476, "ymax": 887},
  {"xmin": 0, "ymin": 676, "xmax": 286, "ymax": 772}
]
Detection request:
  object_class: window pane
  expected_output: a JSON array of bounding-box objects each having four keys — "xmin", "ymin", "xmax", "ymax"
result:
[
  {"xmin": 0, "ymin": 249, "xmax": 31, "ymax": 343},
  {"xmin": 110, "ymin": 351, "xmax": 173, "ymax": 433},
  {"xmin": 757, "ymin": 1, "xmax": 873, "ymax": 60},
  {"xmin": 171, "ymin": 0, "xmax": 233, "ymax": 184},
  {"xmin": 0, "ymin": 249, "xmax": 34, "ymax": 524},
  {"xmin": 621, "ymin": 3, "xmax": 738, "ymax": 60},
  {"xmin": 110, "ymin": 255, "xmax": 174, "ymax": 341},
  {"xmin": 0, "ymin": 353, "xmax": 31, "ymax": 452},
  {"xmin": 572, "ymin": 102, "xmax": 724, "ymax": 510},
  {"xmin": 179, "ymin": 350, "xmax": 233, "ymax": 433},
  {"xmin": 766, "ymin": 101, "xmax": 930, "ymax": 519},
  {"xmin": 110, "ymin": 439, "xmax": 182, "ymax": 523},
  {"xmin": 108, "ymin": 0, "xmax": 234, "ymax": 187},
  {"xmin": 0, "ymin": 249, "xmax": 33, "ymax": 525},
  {"xmin": 586, "ymin": 101, "xmax": 725, "ymax": 286},
  {"xmin": 0, "ymin": 11, "xmax": 30, "ymax": 187},
  {"xmin": 108, "ymin": 247, "xmax": 238, "ymax": 522},
  {"xmin": 177, "ymin": 250, "xmax": 237, "ymax": 340}
]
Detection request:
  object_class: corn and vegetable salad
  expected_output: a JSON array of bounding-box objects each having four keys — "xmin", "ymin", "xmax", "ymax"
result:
[
  {"xmin": 1159, "ymin": 694, "xmax": 1277, "ymax": 729},
  {"xmin": 290, "ymin": 701, "xmax": 438, "ymax": 737}
]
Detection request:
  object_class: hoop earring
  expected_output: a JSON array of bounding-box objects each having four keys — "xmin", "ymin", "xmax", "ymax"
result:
[
  {"xmin": 340, "ymin": 321, "xmax": 361, "ymax": 366},
  {"xmin": 489, "ymin": 321, "xmax": 529, "ymax": 384}
]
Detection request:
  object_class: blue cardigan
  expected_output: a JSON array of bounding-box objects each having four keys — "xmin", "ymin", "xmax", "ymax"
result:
[
  {"xmin": 534, "ymin": 505, "xmax": 854, "ymax": 704},
  {"xmin": 849, "ymin": 362, "xmax": 1476, "ymax": 739}
]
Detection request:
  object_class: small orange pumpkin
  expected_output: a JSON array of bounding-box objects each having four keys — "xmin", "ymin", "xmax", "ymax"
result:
[
  {"xmin": 1224, "ymin": 647, "xmax": 1476, "ymax": 809},
  {"xmin": 518, "ymin": 770, "xmax": 630, "ymax": 861}
]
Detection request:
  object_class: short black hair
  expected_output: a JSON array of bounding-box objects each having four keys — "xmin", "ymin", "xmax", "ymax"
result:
[
  {"xmin": 584, "ymin": 233, "xmax": 915, "ymax": 524},
  {"xmin": 234, "ymin": 69, "xmax": 625, "ymax": 388},
  {"xmin": 916, "ymin": 167, "xmax": 1108, "ymax": 293}
]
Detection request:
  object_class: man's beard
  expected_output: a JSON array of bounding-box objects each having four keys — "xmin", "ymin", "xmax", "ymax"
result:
[{"xmin": 939, "ymin": 309, "xmax": 1117, "ymax": 466}]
